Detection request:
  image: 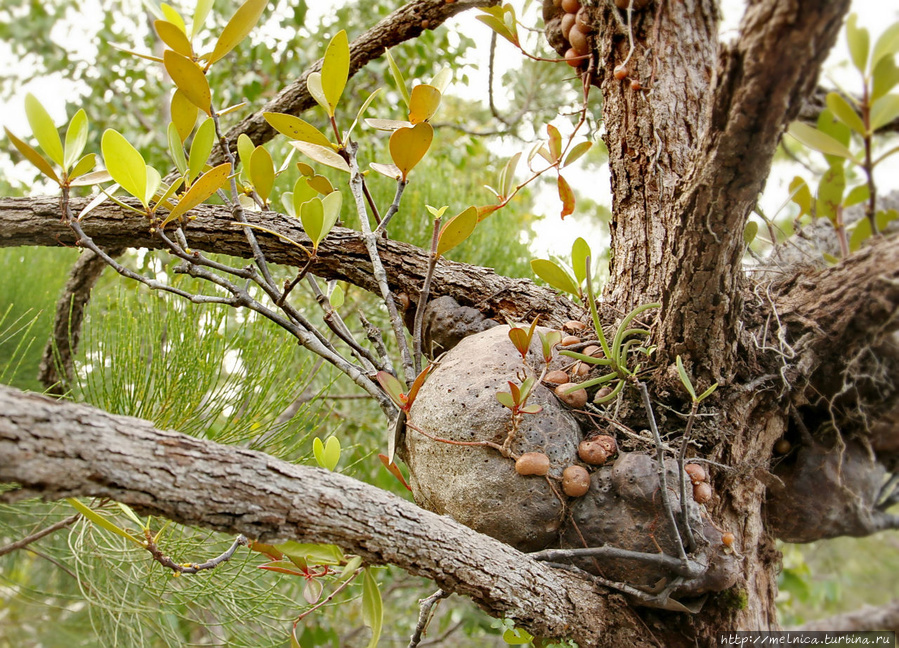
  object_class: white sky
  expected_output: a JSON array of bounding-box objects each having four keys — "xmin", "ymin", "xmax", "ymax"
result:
[{"xmin": 2, "ymin": 0, "xmax": 897, "ymax": 258}]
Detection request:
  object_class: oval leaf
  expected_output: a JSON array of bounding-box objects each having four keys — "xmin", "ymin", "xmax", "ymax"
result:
[
  {"xmin": 167, "ymin": 123, "xmax": 188, "ymax": 175},
  {"xmin": 845, "ymin": 14, "xmax": 869, "ymax": 74},
  {"xmin": 370, "ymin": 162, "xmax": 402, "ymax": 179},
  {"xmin": 249, "ymin": 146, "xmax": 274, "ymax": 202},
  {"xmin": 102, "ymin": 129, "xmax": 148, "ymax": 207},
  {"xmin": 321, "ymin": 30, "xmax": 349, "ymax": 114},
  {"xmin": 389, "ymin": 123, "xmax": 433, "ymax": 181},
  {"xmin": 870, "ymin": 93, "xmax": 899, "ymax": 132},
  {"xmin": 872, "ymin": 56, "xmax": 899, "ymax": 102},
  {"xmin": 408, "ymin": 84, "xmax": 441, "ymax": 124},
  {"xmin": 571, "ymin": 236, "xmax": 591, "ymax": 285},
  {"xmin": 825, "ymin": 92, "xmax": 865, "ymax": 135},
  {"xmin": 361, "ymin": 569, "xmax": 383, "ymax": 648},
  {"xmin": 24, "ymin": 93, "xmax": 64, "ymax": 167},
  {"xmin": 5, "ymin": 127, "xmax": 60, "ymax": 183},
  {"xmin": 155, "ymin": 20, "xmax": 194, "ymax": 57},
  {"xmin": 437, "ymin": 206, "xmax": 477, "ymax": 256},
  {"xmin": 237, "ymin": 133, "xmax": 255, "ymax": 170},
  {"xmin": 318, "ymin": 190, "xmax": 342, "ymax": 245},
  {"xmin": 384, "ymin": 48, "xmax": 410, "ymax": 109},
  {"xmin": 162, "ymin": 162, "xmax": 231, "ymax": 225},
  {"xmin": 872, "ymin": 22, "xmax": 899, "ymax": 68},
  {"xmin": 546, "ymin": 124, "xmax": 562, "ymax": 163},
  {"xmin": 787, "ymin": 122, "xmax": 856, "ymax": 162},
  {"xmin": 558, "ymin": 174, "xmax": 575, "ymax": 219},
  {"xmin": 189, "ymin": 117, "xmax": 216, "ymax": 182},
  {"xmin": 292, "ymin": 177, "xmax": 318, "ymax": 216},
  {"xmin": 171, "ymin": 89, "xmax": 199, "ymax": 142},
  {"xmin": 365, "ymin": 118, "xmax": 412, "ymax": 131},
  {"xmin": 164, "ymin": 50, "xmax": 211, "ymax": 115},
  {"xmin": 64, "ymin": 109, "xmax": 89, "ymax": 172},
  {"xmin": 290, "ymin": 140, "xmax": 350, "ymax": 173},
  {"xmin": 191, "ymin": 0, "xmax": 214, "ymax": 38},
  {"xmin": 263, "ymin": 112, "xmax": 332, "ymax": 147},
  {"xmin": 68, "ymin": 154, "xmax": 99, "ymax": 182},
  {"xmin": 208, "ymin": 0, "xmax": 268, "ymax": 66},
  {"xmin": 531, "ymin": 258, "xmax": 579, "ymax": 296},
  {"xmin": 306, "ymin": 72, "xmax": 329, "ymax": 115},
  {"xmin": 563, "ymin": 141, "xmax": 592, "ymax": 168},
  {"xmin": 300, "ymin": 197, "xmax": 325, "ymax": 247}
]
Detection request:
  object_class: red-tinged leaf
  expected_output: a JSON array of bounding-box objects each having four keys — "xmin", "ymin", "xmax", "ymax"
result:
[
  {"xmin": 257, "ymin": 561, "xmax": 305, "ymax": 577},
  {"xmin": 164, "ymin": 50, "xmax": 211, "ymax": 115},
  {"xmin": 5, "ymin": 127, "xmax": 60, "ymax": 183},
  {"xmin": 546, "ymin": 124, "xmax": 562, "ymax": 163},
  {"xmin": 303, "ymin": 577, "xmax": 324, "ymax": 604},
  {"xmin": 520, "ymin": 404, "xmax": 543, "ymax": 415},
  {"xmin": 378, "ymin": 454, "xmax": 412, "ymax": 491},
  {"xmin": 247, "ymin": 540, "xmax": 284, "ymax": 560},
  {"xmin": 508, "ymin": 380, "xmax": 521, "ymax": 403},
  {"xmin": 557, "ymin": 174, "xmax": 575, "ymax": 219},
  {"xmin": 508, "ymin": 327, "xmax": 530, "ymax": 359},
  {"xmin": 495, "ymin": 391, "xmax": 515, "ymax": 409},
  {"xmin": 476, "ymin": 204, "xmax": 500, "ymax": 221},
  {"xmin": 375, "ymin": 371, "xmax": 407, "ymax": 409},
  {"xmin": 406, "ymin": 364, "xmax": 433, "ymax": 407}
]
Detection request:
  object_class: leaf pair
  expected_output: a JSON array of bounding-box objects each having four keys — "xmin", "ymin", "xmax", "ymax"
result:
[
  {"xmin": 495, "ymin": 377, "xmax": 542, "ymax": 415},
  {"xmin": 308, "ymin": 30, "xmax": 350, "ymax": 118},
  {"xmin": 376, "ymin": 366, "xmax": 431, "ymax": 413},
  {"xmin": 531, "ymin": 237, "xmax": 593, "ymax": 300},
  {"xmin": 313, "ymin": 436, "xmax": 341, "ymax": 471}
]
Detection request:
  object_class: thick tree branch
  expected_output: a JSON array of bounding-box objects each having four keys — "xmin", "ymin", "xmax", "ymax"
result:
[
  {"xmin": 0, "ymin": 195, "xmax": 582, "ymax": 327},
  {"xmin": 210, "ymin": 0, "xmax": 499, "ymax": 165},
  {"xmin": 0, "ymin": 384, "xmax": 651, "ymax": 647},
  {"xmin": 656, "ymin": 0, "xmax": 850, "ymax": 380},
  {"xmin": 793, "ymin": 599, "xmax": 899, "ymax": 632}
]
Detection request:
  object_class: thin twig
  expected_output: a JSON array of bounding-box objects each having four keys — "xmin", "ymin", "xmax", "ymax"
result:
[
  {"xmin": 0, "ymin": 514, "xmax": 80, "ymax": 557},
  {"xmin": 530, "ymin": 546, "xmax": 702, "ymax": 579},
  {"xmin": 144, "ymin": 531, "xmax": 248, "ymax": 574},
  {"xmin": 408, "ymin": 589, "xmax": 449, "ymax": 648},
  {"xmin": 375, "ymin": 179, "xmax": 408, "ymax": 234},
  {"xmin": 412, "ymin": 217, "xmax": 441, "ymax": 373},
  {"xmin": 677, "ymin": 402, "xmax": 699, "ymax": 552}
]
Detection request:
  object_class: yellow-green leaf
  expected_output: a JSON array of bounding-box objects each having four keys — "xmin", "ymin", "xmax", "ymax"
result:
[
  {"xmin": 68, "ymin": 153, "xmax": 97, "ymax": 181},
  {"xmin": 872, "ymin": 56, "xmax": 899, "ymax": 102},
  {"xmin": 571, "ymin": 236, "xmax": 591, "ymax": 285},
  {"xmin": 164, "ymin": 50, "xmax": 211, "ymax": 115},
  {"xmin": 870, "ymin": 93, "xmax": 899, "ymax": 132},
  {"xmin": 70, "ymin": 168, "xmax": 112, "ymax": 187},
  {"xmin": 362, "ymin": 568, "xmax": 383, "ymax": 648},
  {"xmin": 546, "ymin": 124, "xmax": 562, "ymax": 163},
  {"xmin": 787, "ymin": 122, "xmax": 856, "ymax": 162},
  {"xmin": 208, "ymin": 0, "xmax": 267, "ymax": 65},
  {"xmin": 475, "ymin": 14, "xmax": 516, "ymax": 46},
  {"xmin": 531, "ymin": 258, "xmax": 579, "ymax": 296},
  {"xmin": 291, "ymin": 177, "xmax": 318, "ymax": 216},
  {"xmin": 5, "ymin": 127, "xmax": 60, "ymax": 183},
  {"xmin": 408, "ymin": 84, "xmax": 441, "ymax": 124},
  {"xmin": 370, "ymin": 162, "xmax": 402, "ymax": 179},
  {"xmin": 845, "ymin": 14, "xmax": 869, "ymax": 74},
  {"xmin": 319, "ymin": 190, "xmax": 342, "ymax": 243},
  {"xmin": 321, "ymin": 30, "xmax": 349, "ymax": 115},
  {"xmin": 306, "ymin": 72, "xmax": 329, "ymax": 115},
  {"xmin": 237, "ymin": 133, "xmax": 254, "ymax": 169},
  {"xmin": 102, "ymin": 129, "xmax": 148, "ymax": 208},
  {"xmin": 300, "ymin": 196, "xmax": 324, "ymax": 247},
  {"xmin": 167, "ymin": 122, "xmax": 188, "ymax": 175},
  {"xmin": 789, "ymin": 176, "xmax": 812, "ymax": 217},
  {"xmin": 872, "ymin": 22, "xmax": 899, "ymax": 68},
  {"xmin": 384, "ymin": 48, "xmax": 410, "ymax": 109},
  {"xmin": 389, "ymin": 123, "xmax": 433, "ymax": 181},
  {"xmin": 826, "ymin": 92, "xmax": 865, "ymax": 135},
  {"xmin": 249, "ymin": 145, "xmax": 274, "ymax": 203},
  {"xmin": 430, "ymin": 67, "xmax": 452, "ymax": 94},
  {"xmin": 191, "ymin": 0, "xmax": 214, "ymax": 38},
  {"xmin": 499, "ymin": 152, "xmax": 520, "ymax": 199},
  {"xmin": 290, "ymin": 140, "xmax": 350, "ymax": 173},
  {"xmin": 171, "ymin": 89, "xmax": 199, "ymax": 142},
  {"xmin": 437, "ymin": 206, "xmax": 477, "ymax": 256},
  {"xmin": 330, "ymin": 283, "xmax": 344, "ymax": 309},
  {"xmin": 67, "ymin": 498, "xmax": 143, "ymax": 545},
  {"xmin": 365, "ymin": 118, "xmax": 411, "ymax": 131},
  {"xmin": 743, "ymin": 220, "xmax": 758, "ymax": 245},
  {"xmin": 162, "ymin": 162, "xmax": 231, "ymax": 225},
  {"xmin": 155, "ymin": 20, "xmax": 194, "ymax": 57},
  {"xmin": 189, "ymin": 117, "xmax": 215, "ymax": 182},
  {"xmin": 64, "ymin": 109, "xmax": 89, "ymax": 172},
  {"xmin": 25, "ymin": 93, "xmax": 64, "ymax": 167},
  {"xmin": 313, "ymin": 436, "xmax": 341, "ymax": 471},
  {"xmin": 146, "ymin": 166, "xmax": 162, "ymax": 205},
  {"xmin": 563, "ymin": 141, "xmax": 592, "ymax": 168},
  {"xmin": 160, "ymin": 3, "xmax": 187, "ymax": 33},
  {"xmin": 263, "ymin": 112, "xmax": 332, "ymax": 147}
]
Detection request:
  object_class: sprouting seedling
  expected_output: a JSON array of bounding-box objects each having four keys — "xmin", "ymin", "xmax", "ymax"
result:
[
  {"xmin": 508, "ymin": 316, "xmax": 540, "ymax": 362},
  {"xmin": 530, "ymin": 236, "xmax": 593, "ymax": 302},
  {"xmin": 538, "ymin": 329, "xmax": 562, "ymax": 365},
  {"xmin": 375, "ymin": 365, "xmax": 432, "ymax": 413},
  {"xmin": 312, "ymin": 436, "xmax": 341, "ymax": 471},
  {"xmin": 495, "ymin": 376, "xmax": 542, "ymax": 417},
  {"xmin": 676, "ymin": 355, "xmax": 718, "ymax": 404}
]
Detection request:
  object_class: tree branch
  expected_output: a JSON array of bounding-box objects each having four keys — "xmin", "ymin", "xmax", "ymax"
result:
[
  {"xmin": 792, "ymin": 599, "xmax": 899, "ymax": 632},
  {"xmin": 210, "ymin": 0, "xmax": 499, "ymax": 165},
  {"xmin": 0, "ymin": 196, "xmax": 583, "ymax": 327},
  {"xmin": 0, "ymin": 383, "xmax": 650, "ymax": 647}
]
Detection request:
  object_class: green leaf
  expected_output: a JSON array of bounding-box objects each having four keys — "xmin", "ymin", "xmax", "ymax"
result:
[
  {"xmin": 870, "ymin": 93, "xmax": 899, "ymax": 132},
  {"xmin": 384, "ymin": 48, "xmax": 411, "ymax": 110},
  {"xmin": 171, "ymin": 90, "xmax": 199, "ymax": 142},
  {"xmin": 160, "ymin": 3, "xmax": 187, "ymax": 32},
  {"xmin": 167, "ymin": 123, "xmax": 188, "ymax": 175},
  {"xmin": 696, "ymin": 383, "xmax": 718, "ymax": 402},
  {"xmin": 436, "ymin": 206, "xmax": 477, "ymax": 256},
  {"xmin": 290, "ymin": 141, "xmax": 350, "ymax": 173},
  {"xmin": 844, "ymin": 184, "xmax": 870, "ymax": 207},
  {"xmin": 872, "ymin": 56, "xmax": 899, "ymax": 101},
  {"xmin": 502, "ymin": 627, "xmax": 534, "ymax": 645},
  {"xmin": 24, "ymin": 93, "xmax": 64, "ymax": 167},
  {"xmin": 475, "ymin": 14, "xmax": 516, "ymax": 46},
  {"xmin": 787, "ymin": 122, "xmax": 856, "ymax": 162},
  {"xmin": 306, "ymin": 72, "xmax": 329, "ymax": 115},
  {"xmin": 249, "ymin": 146, "xmax": 274, "ymax": 203},
  {"xmin": 826, "ymin": 92, "xmax": 865, "ymax": 134},
  {"xmin": 531, "ymin": 259, "xmax": 579, "ymax": 296},
  {"xmin": 389, "ymin": 123, "xmax": 433, "ymax": 181},
  {"xmin": 495, "ymin": 391, "xmax": 515, "ymax": 409},
  {"xmin": 67, "ymin": 498, "xmax": 143, "ymax": 545},
  {"xmin": 872, "ymin": 22, "xmax": 899, "ymax": 68},
  {"xmin": 849, "ymin": 216, "xmax": 872, "ymax": 252},
  {"xmin": 191, "ymin": 0, "xmax": 214, "ymax": 38},
  {"xmin": 318, "ymin": 190, "xmax": 342, "ymax": 245},
  {"xmin": 845, "ymin": 14, "xmax": 869, "ymax": 74},
  {"xmin": 145, "ymin": 166, "xmax": 162, "ymax": 205},
  {"xmin": 430, "ymin": 67, "xmax": 452, "ymax": 94},
  {"xmin": 500, "ymin": 152, "xmax": 520, "ymax": 199},
  {"xmin": 68, "ymin": 154, "xmax": 99, "ymax": 182},
  {"xmin": 155, "ymin": 19, "xmax": 194, "ymax": 57},
  {"xmin": 408, "ymin": 84, "xmax": 441, "ymax": 124},
  {"xmin": 117, "ymin": 503, "xmax": 147, "ymax": 529},
  {"xmin": 557, "ymin": 174, "xmax": 575, "ymax": 219},
  {"xmin": 743, "ymin": 220, "xmax": 758, "ymax": 245},
  {"xmin": 321, "ymin": 30, "xmax": 349, "ymax": 116},
  {"xmin": 563, "ymin": 140, "xmax": 592, "ymax": 168},
  {"xmin": 789, "ymin": 176, "xmax": 813, "ymax": 217},
  {"xmin": 291, "ymin": 177, "xmax": 318, "ymax": 216},
  {"xmin": 237, "ymin": 133, "xmax": 254, "ymax": 170},
  {"xmin": 538, "ymin": 330, "xmax": 562, "ymax": 363},
  {"xmin": 313, "ymin": 436, "xmax": 341, "ymax": 471},
  {"xmin": 361, "ymin": 568, "xmax": 383, "ymax": 648},
  {"xmin": 263, "ymin": 112, "xmax": 332, "ymax": 147},
  {"xmin": 164, "ymin": 50, "xmax": 211, "ymax": 115},
  {"xmin": 162, "ymin": 162, "xmax": 231, "ymax": 225},
  {"xmin": 329, "ymin": 283, "xmax": 344, "ymax": 309},
  {"xmin": 5, "ymin": 127, "xmax": 60, "ymax": 183},
  {"xmin": 816, "ymin": 165, "xmax": 845, "ymax": 223},
  {"xmin": 346, "ymin": 88, "xmax": 383, "ymax": 139},
  {"xmin": 571, "ymin": 237, "xmax": 591, "ymax": 285},
  {"xmin": 64, "ymin": 109, "xmax": 89, "ymax": 172},
  {"xmin": 300, "ymin": 197, "xmax": 324, "ymax": 248},
  {"xmin": 375, "ymin": 371, "xmax": 406, "ymax": 409},
  {"xmin": 676, "ymin": 355, "xmax": 697, "ymax": 401},
  {"xmin": 208, "ymin": 0, "xmax": 268, "ymax": 66},
  {"xmin": 189, "ymin": 117, "xmax": 216, "ymax": 182},
  {"xmin": 102, "ymin": 129, "xmax": 149, "ymax": 208}
]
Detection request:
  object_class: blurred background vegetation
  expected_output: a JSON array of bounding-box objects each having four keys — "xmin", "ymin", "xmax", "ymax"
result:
[{"xmin": 0, "ymin": 0, "xmax": 896, "ymax": 645}]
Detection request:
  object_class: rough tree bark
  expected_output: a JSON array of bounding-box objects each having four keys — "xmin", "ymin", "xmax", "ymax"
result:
[{"xmin": 2, "ymin": 0, "xmax": 899, "ymax": 645}]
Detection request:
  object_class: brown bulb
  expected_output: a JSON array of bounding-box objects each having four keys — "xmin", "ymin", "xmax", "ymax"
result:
[
  {"xmin": 578, "ymin": 438, "xmax": 611, "ymax": 465},
  {"xmin": 544, "ymin": 370, "xmax": 570, "ymax": 385},
  {"xmin": 515, "ymin": 452, "xmax": 551, "ymax": 476},
  {"xmin": 561, "ymin": 12, "xmax": 577, "ymax": 41},
  {"xmin": 555, "ymin": 383, "xmax": 587, "ymax": 408},
  {"xmin": 562, "ymin": 465, "xmax": 590, "ymax": 496},
  {"xmin": 561, "ymin": 0, "xmax": 581, "ymax": 13},
  {"xmin": 568, "ymin": 24, "xmax": 589, "ymax": 56},
  {"xmin": 684, "ymin": 463, "xmax": 707, "ymax": 484},
  {"xmin": 563, "ymin": 320, "xmax": 588, "ymax": 333},
  {"xmin": 693, "ymin": 481, "xmax": 713, "ymax": 504},
  {"xmin": 561, "ymin": 335, "xmax": 581, "ymax": 346},
  {"xmin": 613, "ymin": 65, "xmax": 629, "ymax": 80}
]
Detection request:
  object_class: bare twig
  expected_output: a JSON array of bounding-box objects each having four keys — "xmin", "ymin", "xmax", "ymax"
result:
[
  {"xmin": 0, "ymin": 513, "xmax": 80, "ymax": 557},
  {"xmin": 412, "ymin": 217, "xmax": 441, "ymax": 374},
  {"xmin": 145, "ymin": 531, "xmax": 249, "ymax": 574},
  {"xmin": 408, "ymin": 589, "xmax": 449, "ymax": 648}
]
